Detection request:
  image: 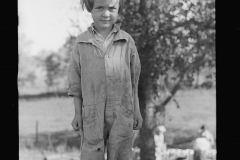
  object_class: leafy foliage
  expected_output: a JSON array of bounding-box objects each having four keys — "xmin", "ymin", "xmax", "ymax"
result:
[
  {"xmin": 120, "ymin": 0, "xmax": 215, "ymax": 159},
  {"xmin": 34, "ymin": 33, "xmax": 77, "ymax": 93},
  {"xmin": 121, "ymin": 0, "xmax": 215, "ymax": 98},
  {"xmin": 44, "ymin": 53, "xmax": 62, "ymax": 91}
]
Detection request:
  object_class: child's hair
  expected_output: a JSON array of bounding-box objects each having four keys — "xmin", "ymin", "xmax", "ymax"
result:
[
  {"xmin": 200, "ymin": 125, "xmax": 207, "ymax": 130},
  {"xmin": 80, "ymin": 0, "xmax": 124, "ymax": 13}
]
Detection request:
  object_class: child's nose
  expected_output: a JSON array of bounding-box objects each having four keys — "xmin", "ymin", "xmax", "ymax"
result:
[{"xmin": 102, "ymin": 10, "xmax": 110, "ymax": 18}]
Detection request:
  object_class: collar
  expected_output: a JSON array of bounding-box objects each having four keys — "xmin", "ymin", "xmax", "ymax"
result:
[
  {"xmin": 76, "ymin": 22, "xmax": 128, "ymax": 43},
  {"xmin": 89, "ymin": 23, "xmax": 119, "ymax": 35}
]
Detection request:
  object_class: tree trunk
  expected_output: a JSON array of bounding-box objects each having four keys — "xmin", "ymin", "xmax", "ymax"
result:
[
  {"xmin": 138, "ymin": 81, "xmax": 156, "ymax": 160},
  {"xmin": 195, "ymin": 69, "xmax": 200, "ymax": 89}
]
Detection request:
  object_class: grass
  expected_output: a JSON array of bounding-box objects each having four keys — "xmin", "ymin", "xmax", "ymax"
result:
[
  {"xmin": 165, "ymin": 89, "xmax": 216, "ymax": 135},
  {"xmin": 19, "ymin": 97, "xmax": 74, "ymax": 136},
  {"xmin": 19, "ymin": 147, "xmax": 43, "ymax": 160},
  {"xmin": 19, "ymin": 146, "xmax": 80, "ymax": 160},
  {"xmin": 163, "ymin": 89, "xmax": 216, "ymax": 148},
  {"xmin": 19, "ymin": 89, "xmax": 216, "ymax": 155}
]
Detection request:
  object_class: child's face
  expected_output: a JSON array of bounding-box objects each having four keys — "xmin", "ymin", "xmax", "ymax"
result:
[{"xmin": 91, "ymin": 0, "xmax": 119, "ymax": 31}]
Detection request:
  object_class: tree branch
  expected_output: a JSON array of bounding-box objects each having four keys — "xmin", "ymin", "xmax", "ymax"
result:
[{"xmin": 154, "ymin": 48, "xmax": 208, "ymax": 114}]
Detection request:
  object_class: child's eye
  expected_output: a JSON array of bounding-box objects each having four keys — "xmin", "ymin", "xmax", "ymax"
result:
[
  {"xmin": 109, "ymin": 7, "xmax": 116, "ymax": 10},
  {"xmin": 96, "ymin": 7, "xmax": 103, "ymax": 10}
]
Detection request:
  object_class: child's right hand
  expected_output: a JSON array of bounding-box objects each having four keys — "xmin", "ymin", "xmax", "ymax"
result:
[{"xmin": 71, "ymin": 114, "xmax": 83, "ymax": 131}]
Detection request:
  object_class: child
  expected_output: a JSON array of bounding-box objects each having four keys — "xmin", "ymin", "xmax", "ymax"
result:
[
  {"xmin": 198, "ymin": 125, "xmax": 215, "ymax": 148},
  {"xmin": 67, "ymin": 0, "xmax": 143, "ymax": 159}
]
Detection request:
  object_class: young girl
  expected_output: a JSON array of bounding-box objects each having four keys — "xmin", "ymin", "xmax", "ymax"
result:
[{"xmin": 67, "ymin": 0, "xmax": 142, "ymax": 159}]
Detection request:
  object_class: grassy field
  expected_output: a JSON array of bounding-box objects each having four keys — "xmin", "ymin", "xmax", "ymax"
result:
[
  {"xmin": 19, "ymin": 97, "xmax": 75, "ymax": 136},
  {"xmin": 19, "ymin": 89, "xmax": 216, "ymax": 136},
  {"xmin": 19, "ymin": 89, "xmax": 216, "ymax": 159},
  {"xmin": 166, "ymin": 89, "xmax": 216, "ymax": 132},
  {"xmin": 163, "ymin": 89, "xmax": 216, "ymax": 147}
]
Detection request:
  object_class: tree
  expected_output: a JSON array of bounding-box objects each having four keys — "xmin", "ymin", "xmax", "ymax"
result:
[
  {"xmin": 34, "ymin": 19, "xmax": 82, "ymax": 93},
  {"xmin": 18, "ymin": 34, "xmax": 37, "ymax": 87},
  {"xmin": 54, "ymin": 13, "xmax": 84, "ymax": 90},
  {"xmin": 120, "ymin": 0, "xmax": 215, "ymax": 159},
  {"xmin": 44, "ymin": 53, "xmax": 62, "ymax": 92}
]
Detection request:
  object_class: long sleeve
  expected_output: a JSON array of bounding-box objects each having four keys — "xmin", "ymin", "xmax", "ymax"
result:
[
  {"xmin": 67, "ymin": 42, "xmax": 82, "ymax": 98},
  {"xmin": 130, "ymin": 38, "xmax": 141, "ymax": 111}
]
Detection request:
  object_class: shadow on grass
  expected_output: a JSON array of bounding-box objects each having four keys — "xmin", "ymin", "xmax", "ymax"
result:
[
  {"xmin": 19, "ymin": 91, "xmax": 68, "ymax": 101},
  {"xmin": 19, "ymin": 130, "xmax": 81, "ymax": 152},
  {"xmin": 165, "ymin": 128, "xmax": 197, "ymax": 149},
  {"xmin": 19, "ymin": 128, "xmax": 199, "ymax": 151}
]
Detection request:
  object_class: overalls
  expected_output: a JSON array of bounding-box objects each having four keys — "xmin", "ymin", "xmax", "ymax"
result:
[{"xmin": 68, "ymin": 23, "xmax": 141, "ymax": 160}]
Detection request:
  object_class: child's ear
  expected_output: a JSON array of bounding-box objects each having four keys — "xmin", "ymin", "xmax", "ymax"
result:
[{"xmin": 116, "ymin": 16, "xmax": 122, "ymax": 23}]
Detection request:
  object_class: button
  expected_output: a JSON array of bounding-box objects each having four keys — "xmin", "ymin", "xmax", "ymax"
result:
[
  {"xmin": 105, "ymin": 55, "xmax": 108, "ymax": 59},
  {"xmin": 113, "ymin": 112, "xmax": 116, "ymax": 119}
]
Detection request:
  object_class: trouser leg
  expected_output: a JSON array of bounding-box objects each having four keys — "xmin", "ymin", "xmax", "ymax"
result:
[
  {"xmin": 80, "ymin": 99, "xmax": 134, "ymax": 160},
  {"xmin": 105, "ymin": 102, "xmax": 134, "ymax": 160},
  {"xmin": 80, "ymin": 102, "xmax": 105, "ymax": 160}
]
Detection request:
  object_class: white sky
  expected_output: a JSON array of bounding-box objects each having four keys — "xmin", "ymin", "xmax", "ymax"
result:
[{"xmin": 18, "ymin": 0, "xmax": 93, "ymax": 56}]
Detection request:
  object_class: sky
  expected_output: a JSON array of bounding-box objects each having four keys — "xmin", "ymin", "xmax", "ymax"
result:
[{"xmin": 19, "ymin": 0, "xmax": 93, "ymax": 56}]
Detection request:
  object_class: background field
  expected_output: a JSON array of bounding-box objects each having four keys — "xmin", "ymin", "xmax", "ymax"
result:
[
  {"xmin": 19, "ymin": 89, "xmax": 216, "ymax": 146},
  {"xmin": 19, "ymin": 97, "xmax": 74, "ymax": 136}
]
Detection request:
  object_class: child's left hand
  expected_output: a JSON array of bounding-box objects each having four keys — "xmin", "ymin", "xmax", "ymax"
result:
[{"xmin": 133, "ymin": 110, "xmax": 143, "ymax": 130}]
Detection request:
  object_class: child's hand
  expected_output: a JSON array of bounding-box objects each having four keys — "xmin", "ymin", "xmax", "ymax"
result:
[
  {"xmin": 71, "ymin": 114, "xmax": 83, "ymax": 131},
  {"xmin": 133, "ymin": 110, "xmax": 143, "ymax": 130}
]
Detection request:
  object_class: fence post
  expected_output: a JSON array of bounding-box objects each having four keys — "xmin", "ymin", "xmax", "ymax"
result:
[
  {"xmin": 35, "ymin": 120, "xmax": 38, "ymax": 146},
  {"xmin": 48, "ymin": 133, "xmax": 55, "ymax": 152}
]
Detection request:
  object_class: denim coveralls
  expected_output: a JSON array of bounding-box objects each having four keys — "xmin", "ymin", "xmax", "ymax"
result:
[{"xmin": 68, "ymin": 23, "xmax": 141, "ymax": 160}]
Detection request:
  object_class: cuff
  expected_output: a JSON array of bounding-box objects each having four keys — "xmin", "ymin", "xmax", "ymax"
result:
[{"xmin": 67, "ymin": 84, "xmax": 82, "ymax": 98}]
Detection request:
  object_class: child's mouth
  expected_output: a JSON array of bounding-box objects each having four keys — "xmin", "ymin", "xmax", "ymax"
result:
[{"xmin": 101, "ymin": 20, "xmax": 111, "ymax": 23}]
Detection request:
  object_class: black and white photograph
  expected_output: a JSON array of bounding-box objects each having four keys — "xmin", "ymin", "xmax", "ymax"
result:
[{"xmin": 18, "ymin": 0, "xmax": 216, "ymax": 160}]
